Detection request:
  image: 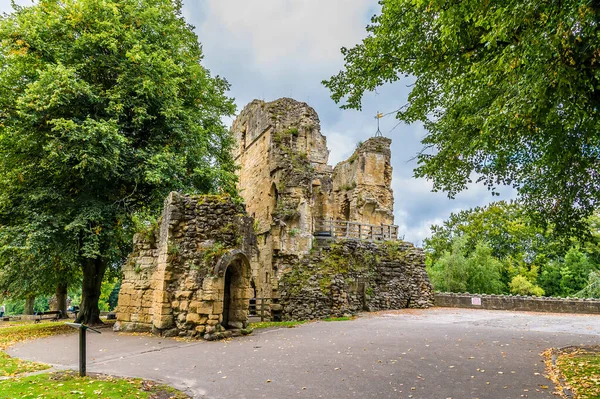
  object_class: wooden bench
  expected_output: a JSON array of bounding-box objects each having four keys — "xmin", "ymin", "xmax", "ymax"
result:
[
  {"xmin": 34, "ymin": 310, "xmax": 62, "ymax": 323},
  {"xmin": 1, "ymin": 316, "xmax": 20, "ymax": 322}
]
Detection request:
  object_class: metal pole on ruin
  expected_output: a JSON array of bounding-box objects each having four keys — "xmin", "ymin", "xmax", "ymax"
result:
[
  {"xmin": 374, "ymin": 111, "xmax": 383, "ymax": 137},
  {"xmin": 65, "ymin": 322, "xmax": 102, "ymax": 377}
]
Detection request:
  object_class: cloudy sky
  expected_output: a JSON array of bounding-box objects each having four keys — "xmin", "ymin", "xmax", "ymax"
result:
[{"xmin": 0, "ymin": 0, "xmax": 514, "ymax": 245}]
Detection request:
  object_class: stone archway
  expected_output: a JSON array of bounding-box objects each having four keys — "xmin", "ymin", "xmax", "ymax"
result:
[{"xmin": 214, "ymin": 251, "xmax": 251, "ymax": 330}]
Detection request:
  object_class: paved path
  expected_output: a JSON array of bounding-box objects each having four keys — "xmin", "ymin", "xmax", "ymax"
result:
[{"xmin": 7, "ymin": 308, "xmax": 600, "ymax": 399}]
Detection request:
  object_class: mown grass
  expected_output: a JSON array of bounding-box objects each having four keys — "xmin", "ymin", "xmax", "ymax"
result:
[
  {"xmin": 0, "ymin": 320, "xmax": 190, "ymax": 398},
  {"xmin": 0, "ymin": 322, "xmax": 71, "ymax": 377},
  {"xmin": 250, "ymin": 316, "xmax": 355, "ymax": 330},
  {"xmin": 322, "ymin": 316, "xmax": 354, "ymax": 322},
  {"xmin": 0, "ymin": 352, "xmax": 50, "ymax": 377},
  {"xmin": 556, "ymin": 349, "xmax": 600, "ymax": 399},
  {"xmin": 0, "ymin": 322, "xmax": 73, "ymax": 350},
  {"xmin": 249, "ymin": 320, "xmax": 308, "ymax": 329},
  {"xmin": 1, "ymin": 371, "xmax": 189, "ymax": 399}
]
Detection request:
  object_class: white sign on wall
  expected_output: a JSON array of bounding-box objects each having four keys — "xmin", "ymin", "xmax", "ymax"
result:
[{"xmin": 471, "ymin": 297, "xmax": 482, "ymax": 306}]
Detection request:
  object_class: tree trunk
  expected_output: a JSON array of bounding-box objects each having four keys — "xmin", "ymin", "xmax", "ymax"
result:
[
  {"xmin": 55, "ymin": 283, "xmax": 68, "ymax": 319},
  {"xmin": 24, "ymin": 295, "xmax": 35, "ymax": 315},
  {"xmin": 75, "ymin": 258, "xmax": 106, "ymax": 325}
]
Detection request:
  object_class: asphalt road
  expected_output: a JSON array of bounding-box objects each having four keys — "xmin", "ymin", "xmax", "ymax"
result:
[{"xmin": 7, "ymin": 308, "xmax": 600, "ymax": 399}]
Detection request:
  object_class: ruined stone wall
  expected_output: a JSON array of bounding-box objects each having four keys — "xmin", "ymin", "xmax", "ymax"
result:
[
  {"xmin": 278, "ymin": 240, "xmax": 434, "ymax": 320},
  {"xmin": 232, "ymin": 98, "xmax": 333, "ymax": 301},
  {"xmin": 331, "ymin": 137, "xmax": 394, "ymax": 226},
  {"xmin": 116, "ymin": 193, "xmax": 256, "ymax": 340},
  {"xmin": 117, "ymin": 98, "xmax": 434, "ymax": 339},
  {"xmin": 232, "ymin": 99, "xmax": 400, "ymax": 302}
]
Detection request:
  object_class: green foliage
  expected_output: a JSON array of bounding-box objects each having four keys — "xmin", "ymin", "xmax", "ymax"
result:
[
  {"xmin": 0, "ymin": 0, "xmax": 236, "ymax": 322},
  {"xmin": 132, "ymin": 211, "xmax": 160, "ymax": 244},
  {"xmin": 167, "ymin": 243, "xmax": 180, "ymax": 256},
  {"xmin": 339, "ymin": 182, "xmax": 357, "ymax": 191},
  {"xmin": 576, "ymin": 271, "xmax": 600, "ymax": 298},
  {"xmin": 273, "ymin": 199, "xmax": 300, "ymax": 221},
  {"xmin": 4, "ymin": 300, "xmax": 23, "ymax": 316},
  {"xmin": 426, "ymin": 202, "xmax": 600, "ymax": 297},
  {"xmin": 509, "ymin": 275, "xmax": 544, "ymax": 297},
  {"xmin": 0, "ymin": 352, "xmax": 50, "ymax": 377},
  {"xmin": 425, "ymin": 201, "xmax": 558, "ymax": 267},
  {"xmin": 288, "ymin": 228, "xmax": 300, "ymax": 237},
  {"xmin": 427, "ymin": 238, "xmax": 505, "ymax": 294},
  {"xmin": 273, "ymin": 127, "xmax": 299, "ymax": 145},
  {"xmin": 202, "ymin": 242, "xmax": 227, "ymax": 266},
  {"xmin": 324, "ymin": 0, "xmax": 600, "ymax": 236},
  {"xmin": 98, "ymin": 276, "xmax": 118, "ymax": 312}
]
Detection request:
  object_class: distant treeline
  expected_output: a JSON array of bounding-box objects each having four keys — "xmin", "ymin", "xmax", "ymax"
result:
[{"xmin": 425, "ymin": 201, "xmax": 600, "ymax": 298}]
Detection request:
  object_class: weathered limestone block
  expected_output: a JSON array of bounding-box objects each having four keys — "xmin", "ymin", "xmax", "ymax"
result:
[
  {"xmin": 212, "ymin": 301, "xmax": 223, "ymax": 314},
  {"xmin": 197, "ymin": 301, "xmax": 213, "ymax": 315},
  {"xmin": 186, "ymin": 313, "xmax": 201, "ymax": 324}
]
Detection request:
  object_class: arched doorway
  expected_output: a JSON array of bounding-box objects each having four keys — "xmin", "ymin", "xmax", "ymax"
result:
[{"xmin": 214, "ymin": 251, "xmax": 251, "ymax": 330}]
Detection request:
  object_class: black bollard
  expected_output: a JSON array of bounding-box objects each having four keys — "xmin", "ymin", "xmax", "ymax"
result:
[
  {"xmin": 65, "ymin": 322, "xmax": 101, "ymax": 377},
  {"xmin": 79, "ymin": 327, "xmax": 86, "ymax": 377}
]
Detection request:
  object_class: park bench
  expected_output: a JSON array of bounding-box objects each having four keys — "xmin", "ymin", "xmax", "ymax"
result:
[
  {"xmin": 34, "ymin": 310, "xmax": 62, "ymax": 323},
  {"xmin": 1, "ymin": 316, "xmax": 21, "ymax": 322}
]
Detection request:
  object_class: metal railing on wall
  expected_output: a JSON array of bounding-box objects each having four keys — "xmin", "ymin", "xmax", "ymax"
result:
[{"xmin": 313, "ymin": 219, "xmax": 398, "ymax": 241}]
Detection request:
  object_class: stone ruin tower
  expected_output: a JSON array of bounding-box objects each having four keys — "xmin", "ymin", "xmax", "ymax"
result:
[
  {"xmin": 232, "ymin": 98, "xmax": 432, "ymax": 318},
  {"xmin": 116, "ymin": 98, "xmax": 433, "ymax": 338}
]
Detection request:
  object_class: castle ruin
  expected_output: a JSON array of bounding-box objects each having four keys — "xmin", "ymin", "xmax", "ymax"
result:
[{"xmin": 115, "ymin": 98, "xmax": 433, "ymax": 339}]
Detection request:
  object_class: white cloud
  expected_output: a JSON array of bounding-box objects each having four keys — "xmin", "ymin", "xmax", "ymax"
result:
[{"xmin": 198, "ymin": 0, "xmax": 374, "ymax": 72}]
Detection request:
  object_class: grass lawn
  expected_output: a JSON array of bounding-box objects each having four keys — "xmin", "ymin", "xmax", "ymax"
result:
[
  {"xmin": 249, "ymin": 316, "xmax": 355, "ymax": 330},
  {"xmin": 0, "ymin": 322, "xmax": 73, "ymax": 350},
  {"xmin": 322, "ymin": 316, "xmax": 354, "ymax": 322},
  {"xmin": 249, "ymin": 320, "xmax": 308, "ymax": 329},
  {"xmin": 1, "ymin": 371, "xmax": 189, "ymax": 399},
  {"xmin": 0, "ymin": 322, "xmax": 72, "ymax": 377},
  {"xmin": 0, "ymin": 352, "xmax": 50, "ymax": 377},
  {"xmin": 0, "ymin": 319, "xmax": 190, "ymax": 398},
  {"xmin": 545, "ymin": 347, "xmax": 600, "ymax": 399}
]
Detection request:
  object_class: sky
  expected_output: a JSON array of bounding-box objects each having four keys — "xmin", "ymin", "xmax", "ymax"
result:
[{"xmin": 0, "ymin": 0, "xmax": 515, "ymax": 245}]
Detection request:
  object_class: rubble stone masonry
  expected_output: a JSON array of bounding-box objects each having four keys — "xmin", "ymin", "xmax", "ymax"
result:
[{"xmin": 116, "ymin": 98, "xmax": 434, "ymax": 339}]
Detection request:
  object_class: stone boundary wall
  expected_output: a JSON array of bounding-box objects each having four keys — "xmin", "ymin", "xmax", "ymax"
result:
[{"xmin": 434, "ymin": 292, "xmax": 600, "ymax": 314}]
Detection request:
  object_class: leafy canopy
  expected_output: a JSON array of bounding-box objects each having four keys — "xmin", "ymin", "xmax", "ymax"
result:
[
  {"xmin": 425, "ymin": 201, "xmax": 600, "ymax": 297},
  {"xmin": 324, "ymin": 0, "xmax": 600, "ymax": 236},
  {"xmin": 0, "ymin": 0, "xmax": 236, "ymax": 301}
]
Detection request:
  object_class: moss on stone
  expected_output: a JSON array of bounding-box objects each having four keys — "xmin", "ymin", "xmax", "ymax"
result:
[
  {"xmin": 380, "ymin": 240, "xmax": 410, "ymax": 261},
  {"xmin": 273, "ymin": 198, "xmax": 300, "ymax": 221},
  {"xmin": 202, "ymin": 241, "xmax": 227, "ymax": 266}
]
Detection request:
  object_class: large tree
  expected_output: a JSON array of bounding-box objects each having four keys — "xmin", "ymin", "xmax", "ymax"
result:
[
  {"xmin": 324, "ymin": 0, "xmax": 600, "ymax": 235},
  {"xmin": 0, "ymin": 0, "xmax": 236, "ymax": 324},
  {"xmin": 425, "ymin": 201, "xmax": 600, "ymax": 296}
]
